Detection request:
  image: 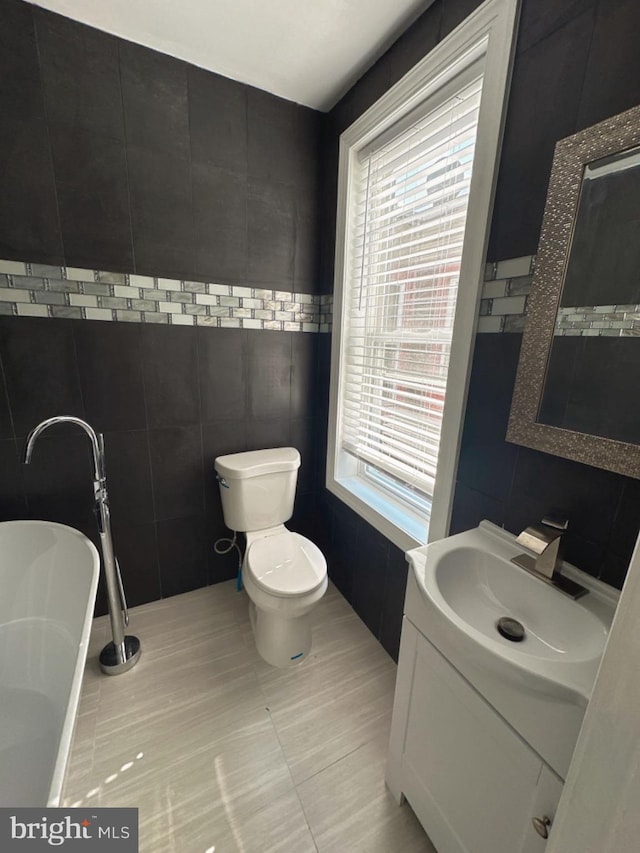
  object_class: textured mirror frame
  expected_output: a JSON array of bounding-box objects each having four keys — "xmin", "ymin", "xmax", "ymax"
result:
[{"xmin": 507, "ymin": 103, "xmax": 640, "ymax": 478}]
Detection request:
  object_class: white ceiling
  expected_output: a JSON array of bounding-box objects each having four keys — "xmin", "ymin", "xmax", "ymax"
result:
[{"xmin": 26, "ymin": 0, "xmax": 433, "ymax": 111}]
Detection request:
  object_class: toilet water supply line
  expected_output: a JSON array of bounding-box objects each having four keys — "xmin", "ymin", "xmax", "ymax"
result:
[
  {"xmin": 214, "ymin": 472, "xmax": 243, "ymax": 589},
  {"xmin": 214, "ymin": 531, "xmax": 244, "ymax": 590}
]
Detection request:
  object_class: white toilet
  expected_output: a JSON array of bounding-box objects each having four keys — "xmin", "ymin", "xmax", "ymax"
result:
[{"xmin": 214, "ymin": 447, "xmax": 327, "ymax": 667}]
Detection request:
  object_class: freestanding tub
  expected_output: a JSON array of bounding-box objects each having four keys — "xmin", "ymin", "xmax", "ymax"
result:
[{"xmin": 0, "ymin": 520, "xmax": 100, "ymax": 806}]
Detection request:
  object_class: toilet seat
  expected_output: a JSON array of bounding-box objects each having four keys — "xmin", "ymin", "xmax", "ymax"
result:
[{"xmin": 246, "ymin": 531, "xmax": 326, "ymax": 597}]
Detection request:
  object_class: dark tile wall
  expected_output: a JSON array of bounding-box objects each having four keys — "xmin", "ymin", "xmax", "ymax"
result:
[
  {"xmin": 452, "ymin": 333, "xmax": 639, "ymax": 588},
  {"xmin": 454, "ymin": 0, "xmax": 640, "ymax": 588},
  {"xmin": 316, "ymin": 488, "xmax": 410, "ymax": 663},
  {"xmin": 0, "ymin": 0, "xmax": 326, "ymax": 618},
  {"xmin": 317, "ymin": 0, "xmax": 640, "ymax": 660},
  {"xmin": 0, "ymin": 316, "xmax": 322, "ymax": 616},
  {"xmin": 0, "ymin": 0, "xmax": 321, "ymax": 292},
  {"xmin": 491, "ymin": 0, "xmax": 640, "ymax": 261}
]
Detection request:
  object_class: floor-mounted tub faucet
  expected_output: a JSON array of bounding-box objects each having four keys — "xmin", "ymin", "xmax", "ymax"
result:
[{"xmin": 23, "ymin": 416, "xmax": 141, "ymax": 675}]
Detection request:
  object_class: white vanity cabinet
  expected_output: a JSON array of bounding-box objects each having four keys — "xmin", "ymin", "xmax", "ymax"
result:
[
  {"xmin": 387, "ymin": 619, "xmax": 563, "ymax": 853},
  {"xmin": 385, "ymin": 524, "xmax": 617, "ymax": 853}
]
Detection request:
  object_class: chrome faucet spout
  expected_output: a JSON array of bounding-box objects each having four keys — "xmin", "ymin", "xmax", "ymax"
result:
[
  {"xmin": 24, "ymin": 415, "xmax": 105, "ymax": 483},
  {"xmin": 22, "ymin": 416, "xmax": 141, "ymax": 675},
  {"xmin": 511, "ymin": 513, "xmax": 588, "ymax": 599},
  {"xmin": 514, "ymin": 522, "xmax": 563, "ymax": 579}
]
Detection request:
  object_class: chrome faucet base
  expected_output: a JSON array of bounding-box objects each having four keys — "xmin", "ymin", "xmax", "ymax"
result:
[
  {"xmin": 99, "ymin": 635, "xmax": 142, "ymax": 675},
  {"xmin": 511, "ymin": 554, "xmax": 588, "ymax": 600}
]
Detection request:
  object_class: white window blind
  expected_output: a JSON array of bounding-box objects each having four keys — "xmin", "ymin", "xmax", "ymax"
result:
[{"xmin": 340, "ymin": 72, "xmax": 483, "ymax": 502}]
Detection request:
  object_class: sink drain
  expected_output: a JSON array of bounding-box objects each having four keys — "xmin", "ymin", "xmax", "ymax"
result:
[{"xmin": 496, "ymin": 617, "xmax": 525, "ymax": 642}]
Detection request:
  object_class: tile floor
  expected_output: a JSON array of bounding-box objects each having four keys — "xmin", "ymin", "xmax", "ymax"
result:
[{"xmin": 63, "ymin": 580, "xmax": 436, "ymax": 853}]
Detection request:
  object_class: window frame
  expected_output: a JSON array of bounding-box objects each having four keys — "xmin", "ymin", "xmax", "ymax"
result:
[{"xmin": 326, "ymin": 0, "xmax": 520, "ymax": 552}]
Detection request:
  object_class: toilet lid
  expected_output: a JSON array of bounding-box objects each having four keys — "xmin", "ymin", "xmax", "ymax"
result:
[{"xmin": 246, "ymin": 532, "xmax": 326, "ymax": 596}]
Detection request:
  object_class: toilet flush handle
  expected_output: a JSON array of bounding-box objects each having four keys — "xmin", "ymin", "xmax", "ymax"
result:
[{"xmin": 216, "ymin": 474, "xmax": 230, "ymax": 489}]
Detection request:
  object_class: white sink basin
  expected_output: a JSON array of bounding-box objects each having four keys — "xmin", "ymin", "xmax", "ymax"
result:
[
  {"xmin": 434, "ymin": 546, "xmax": 608, "ymax": 664},
  {"xmin": 405, "ymin": 522, "xmax": 618, "ymax": 778}
]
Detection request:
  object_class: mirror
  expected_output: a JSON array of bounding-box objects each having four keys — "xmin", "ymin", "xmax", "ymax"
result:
[{"xmin": 507, "ymin": 103, "xmax": 640, "ymax": 478}]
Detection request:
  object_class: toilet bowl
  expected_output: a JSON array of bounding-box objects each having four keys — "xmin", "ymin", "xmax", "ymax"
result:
[
  {"xmin": 244, "ymin": 527, "xmax": 327, "ymax": 666},
  {"xmin": 214, "ymin": 448, "xmax": 328, "ymax": 667}
]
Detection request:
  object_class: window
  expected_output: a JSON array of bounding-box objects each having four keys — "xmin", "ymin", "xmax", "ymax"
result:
[
  {"xmin": 327, "ymin": 0, "xmax": 519, "ymax": 551},
  {"xmin": 344, "ymin": 70, "xmax": 482, "ymax": 511}
]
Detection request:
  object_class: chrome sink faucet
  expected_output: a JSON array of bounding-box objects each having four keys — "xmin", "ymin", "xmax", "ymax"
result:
[
  {"xmin": 511, "ymin": 513, "xmax": 588, "ymax": 599},
  {"xmin": 514, "ymin": 513, "xmax": 568, "ymax": 580},
  {"xmin": 24, "ymin": 416, "xmax": 141, "ymax": 675}
]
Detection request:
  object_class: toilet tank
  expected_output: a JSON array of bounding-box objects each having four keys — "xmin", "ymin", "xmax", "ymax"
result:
[{"xmin": 214, "ymin": 448, "xmax": 300, "ymax": 532}]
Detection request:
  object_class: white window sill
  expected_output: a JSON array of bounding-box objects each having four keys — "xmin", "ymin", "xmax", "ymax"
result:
[{"xmin": 327, "ymin": 475, "xmax": 428, "ymax": 553}]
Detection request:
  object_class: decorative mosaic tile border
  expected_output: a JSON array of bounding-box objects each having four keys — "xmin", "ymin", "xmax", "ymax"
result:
[
  {"xmin": 478, "ymin": 254, "xmax": 535, "ymax": 333},
  {"xmin": 555, "ymin": 304, "xmax": 640, "ymax": 337},
  {"xmin": 477, "ymin": 255, "xmax": 639, "ymax": 337},
  {"xmin": 0, "ymin": 259, "xmax": 333, "ymax": 334}
]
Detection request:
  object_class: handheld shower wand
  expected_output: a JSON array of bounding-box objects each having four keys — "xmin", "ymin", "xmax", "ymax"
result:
[{"xmin": 24, "ymin": 416, "xmax": 141, "ymax": 675}]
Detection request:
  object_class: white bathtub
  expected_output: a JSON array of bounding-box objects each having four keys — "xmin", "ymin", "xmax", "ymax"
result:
[{"xmin": 0, "ymin": 520, "xmax": 100, "ymax": 807}]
